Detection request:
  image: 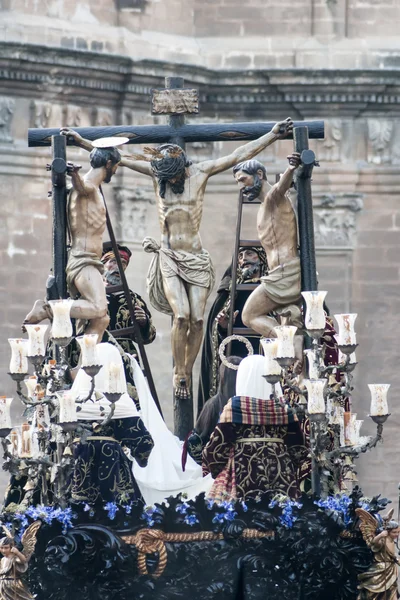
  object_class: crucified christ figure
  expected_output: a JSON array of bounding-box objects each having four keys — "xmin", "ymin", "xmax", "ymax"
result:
[{"xmin": 61, "ymin": 118, "xmax": 293, "ymax": 400}]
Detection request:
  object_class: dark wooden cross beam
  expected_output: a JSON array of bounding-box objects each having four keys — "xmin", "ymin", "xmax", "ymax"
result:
[{"xmin": 28, "ymin": 74, "xmax": 324, "ymax": 148}]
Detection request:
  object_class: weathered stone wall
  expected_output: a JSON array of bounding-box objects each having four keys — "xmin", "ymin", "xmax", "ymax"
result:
[{"xmin": 0, "ymin": 1, "xmax": 399, "ymax": 504}]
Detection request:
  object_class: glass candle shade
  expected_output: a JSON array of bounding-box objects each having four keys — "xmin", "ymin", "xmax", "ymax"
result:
[
  {"xmin": 368, "ymin": 384, "xmax": 390, "ymax": 416},
  {"xmin": 338, "ymin": 349, "xmax": 357, "ymax": 364},
  {"xmin": 334, "ymin": 314, "xmax": 357, "ymax": 346},
  {"xmin": 0, "ymin": 397, "xmax": 13, "ymax": 429},
  {"xmin": 353, "ymin": 420, "xmax": 364, "ymax": 445},
  {"xmin": 8, "ymin": 338, "xmax": 29, "ymax": 374},
  {"xmin": 275, "ymin": 326, "xmax": 297, "ymax": 359},
  {"xmin": 345, "ymin": 413, "xmax": 358, "ymax": 446},
  {"xmin": 49, "ymin": 299, "xmax": 73, "ymax": 339},
  {"xmin": 302, "ymin": 291, "xmax": 327, "ymax": 331},
  {"xmin": 24, "ymin": 376, "xmax": 38, "ymax": 399},
  {"xmin": 19, "ymin": 422, "xmax": 33, "ymax": 458},
  {"xmin": 35, "ymin": 403, "xmax": 50, "ymax": 430},
  {"xmin": 260, "ymin": 338, "xmax": 282, "ymax": 376},
  {"xmin": 107, "ymin": 362, "xmax": 125, "ymax": 394},
  {"xmin": 56, "ymin": 391, "xmax": 77, "ymax": 424},
  {"xmin": 304, "ymin": 379, "xmax": 326, "ymax": 414},
  {"xmin": 10, "ymin": 429, "xmax": 19, "ymax": 456},
  {"xmin": 76, "ymin": 334, "xmax": 99, "ymax": 367},
  {"xmin": 25, "ymin": 324, "xmax": 48, "ymax": 357},
  {"xmin": 304, "ymin": 349, "xmax": 320, "ymax": 380}
]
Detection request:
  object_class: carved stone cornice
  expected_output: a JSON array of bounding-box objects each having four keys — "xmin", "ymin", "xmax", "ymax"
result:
[
  {"xmin": 313, "ymin": 193, "xmax": 363, "ymax": 249},
  {"xmin": 1, "ymin": 42, "xmax": 400, "ymax": 117}
]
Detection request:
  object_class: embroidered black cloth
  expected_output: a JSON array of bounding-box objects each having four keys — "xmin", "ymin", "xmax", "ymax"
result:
[{"xmin": 71, "ymin": 416, "xmax": 154, "ymax": 506}]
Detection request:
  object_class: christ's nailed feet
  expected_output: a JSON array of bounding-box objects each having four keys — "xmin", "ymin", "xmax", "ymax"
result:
[{"xmin": 173, "ymin": 373, "xmax": 191, "ymax": 401}]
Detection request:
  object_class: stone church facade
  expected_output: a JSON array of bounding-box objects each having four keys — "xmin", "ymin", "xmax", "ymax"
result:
[{"xmin": 0, "ymin": 0, "xmax": 399, "ymax": 500}]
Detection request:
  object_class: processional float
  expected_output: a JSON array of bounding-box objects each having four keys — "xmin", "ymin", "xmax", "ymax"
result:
[{"xmin": 0, "ymin": 78, "xmax": 397, "ymax": 600}]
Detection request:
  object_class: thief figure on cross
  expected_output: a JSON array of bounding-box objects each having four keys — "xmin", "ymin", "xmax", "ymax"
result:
[{"xmin": 61, "ymin": 116, "xmax": 293, "ymax": 403}]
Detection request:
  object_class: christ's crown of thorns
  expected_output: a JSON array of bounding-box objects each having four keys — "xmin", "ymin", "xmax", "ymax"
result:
[{"xmin": 127, "ymin": 146, "xmax": 184, "ymax": 162}]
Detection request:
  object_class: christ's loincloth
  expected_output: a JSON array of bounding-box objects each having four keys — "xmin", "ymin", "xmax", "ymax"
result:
[
  {"xmin": 260, "ymin": 256, "xmax": 301, "ymax": 306},
  {"xmin": 143, "ymin": 237, "xmax": 215, "ymax": 316},
  {"xmin": 66, "ymin": 249, "xmax": 104, "ymax": 298}
]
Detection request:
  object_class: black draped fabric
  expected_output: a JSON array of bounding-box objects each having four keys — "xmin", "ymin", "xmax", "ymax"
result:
[
  {"xmin": 197, "ymin": 267, "xmax": 262, "ymax": 415},
  {"xmin": 106, "ymin": 289, "xmax": 156, "ymax": 360},
  {"xmin": 71, "ymin": 416, "xmax": 153, "ymax": 506}
]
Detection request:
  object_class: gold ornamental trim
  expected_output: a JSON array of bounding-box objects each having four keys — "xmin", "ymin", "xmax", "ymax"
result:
[{"xmin": 122, "ymin": 528, "xmax": 274, "ymax": 578}]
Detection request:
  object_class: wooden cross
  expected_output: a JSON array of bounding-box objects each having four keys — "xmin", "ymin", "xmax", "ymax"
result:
[{"xmin": 28, "ymin": 77, "xmax": 324, "ymax": 148}]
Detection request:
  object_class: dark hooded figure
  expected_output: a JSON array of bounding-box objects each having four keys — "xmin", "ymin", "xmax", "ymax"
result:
[
  {"xmin": 197, "ymin": 246, "xmax": 268, "ymax": 415},
  {"xmin": 184, "ymin": 356, "xmax": 242, "ymax": 467}
]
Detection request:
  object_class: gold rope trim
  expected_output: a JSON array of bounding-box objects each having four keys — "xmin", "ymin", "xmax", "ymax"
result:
[{"xmin": 122, "ymin": 528, "xmax": 274, "ymax": 578}]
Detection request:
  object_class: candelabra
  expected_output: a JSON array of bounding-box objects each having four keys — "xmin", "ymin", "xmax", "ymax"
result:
[
  {"xmin": 3, "ymin": 301, "xmax": 125, "ymax": 507},
  {"xmin": 262, "ymin": 290, "xmax": 391, "ymax": 498}
]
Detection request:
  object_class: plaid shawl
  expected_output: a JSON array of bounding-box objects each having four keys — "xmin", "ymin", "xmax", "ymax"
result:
[{"xmin": 219, "ymin": 396, "xmax": 298, "ymax": 426}]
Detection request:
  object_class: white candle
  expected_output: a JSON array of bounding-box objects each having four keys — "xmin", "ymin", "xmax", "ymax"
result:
[
  {"xmin": 304, "ymin": 349, "xmax": 320, "ymax": 380},
  {"xmin": 49, "ymin": 299, "xmax": 73, "ymax": 339},
  {"xmin": 302, "ymin": 291, "xmax": 327, "ymax": 331},
  {"xmin": 0, "ymin": 397, "xmax": 13, "ymax": 429},
  {"xmin": 304, "ymin": 379, "xmax": 326, "ymax": 414},
  {"xmin": 260, "ymin": 338, "xmax": 282, "ymax": 376},
  {"xmin": 107, "ymin": 362, "xmax": 124, "ymax": 394},
  {"xmin": 369, "ymin": 383, "xmax": 390, "ymax": 416},
  {"xmin": 8, "ymin": 338, "xmax": 29, "ymax": 374},
  {"xmin": 76, "ymin": 334, "xmax": 99, "ymax": 367},
  {"xmin": 57, "ymin": 391, "xmax": 77, "ymax": 423},
  {"xmin": 334, "ymin": 314, "xmax": 357, "ymax": 346},
  {"xmin": 275, "ymin": 325, "xmax": 297, "ymax": 359},
  {"xmin": 25, "ymin": 324, "xmax": 48, "ymax": 357},
  {"xmin": 24, "ymin": 376, "xmax": 38, "ymax": 399},
  {"xmin": 19, "ymin": 422, "xmax": 32, "ymax": 458}
]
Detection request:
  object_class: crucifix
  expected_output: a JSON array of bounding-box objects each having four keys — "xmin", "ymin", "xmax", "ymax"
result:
[{"xmin": 28, "ymin": 77, "xmax": 324, "ymax": 440}]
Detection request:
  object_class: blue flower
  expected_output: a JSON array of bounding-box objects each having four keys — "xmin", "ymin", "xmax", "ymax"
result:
[
  {"xmin": 104, "ymin": 502, "xmax": 118, "ymax": 520},
  {"xmin": 124, "ymin": 504, "xmax": 132, "ymax": 515},
  {"xmin": 184, "ymin": 514, "xmax": 199, "ymax": 526},
  {"xmin": 212, "ymin": 513, "xmax": 225, "ymax": 524},
  {"xmin": 175, "ymin": 502, "xmax": 190, "ymax": 515},
  {"xmin": 241, "ymin": 502, "xmax": 248, "ymax": 513},
  {"xmin": 83, "ymin": 504, "xmax": 91, "ymax": 512},
  {"xmin": 314, "ymin": 494, "xmax": 352, "ymax": 525},
  {"xmin": 140, "ymin": 505, "xmax": 161, "ymax": 527},
  {"xmin": 14, "ymin": 513, "xmax": 29, "ymax": 528}
]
